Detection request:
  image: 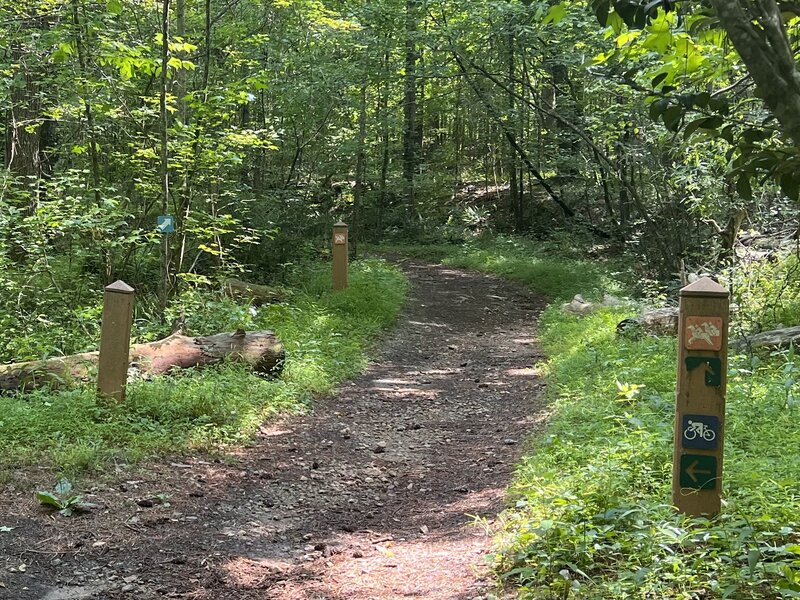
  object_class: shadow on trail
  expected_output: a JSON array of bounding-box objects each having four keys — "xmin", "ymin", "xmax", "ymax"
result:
[{"xmin": 0, "ymin": 261, "xmax": 548, "ymax": 600}]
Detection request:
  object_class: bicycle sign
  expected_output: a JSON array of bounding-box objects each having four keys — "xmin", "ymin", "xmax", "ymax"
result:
[{"xmin": 681, "ymin": 414, "xmax": 719, "ymax": 450}]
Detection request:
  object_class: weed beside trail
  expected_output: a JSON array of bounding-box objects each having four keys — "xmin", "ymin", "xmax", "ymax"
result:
[{"xmin": 0, "ymin": 259, "xmax": 408, "ymax": 478}]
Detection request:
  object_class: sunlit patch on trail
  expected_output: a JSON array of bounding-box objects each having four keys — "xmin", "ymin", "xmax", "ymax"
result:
[
  {"xmin": 504, "ymin": 367, "xmax": 539, "ymax": 378},
  {"xmin": 407, "ymin": 320, "xmax": 449, "ymax": 328}
]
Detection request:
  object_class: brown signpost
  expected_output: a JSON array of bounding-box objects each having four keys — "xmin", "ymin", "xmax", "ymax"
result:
[
  {"xmin": 673, "ymin": 277, "xmax": 729, "ymax": 516},
  {"xmin": 332, "ymin": 221, "xmax": 348, "ymax": 291},
  {"xmin": 97, "ymin": 280, "xmax": 135, "ymax": 402}
]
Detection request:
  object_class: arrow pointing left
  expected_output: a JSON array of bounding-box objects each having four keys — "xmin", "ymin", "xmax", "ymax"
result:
[{"xmin": 685, "ymin": 460, "xmax": 712, "ymax": 483}]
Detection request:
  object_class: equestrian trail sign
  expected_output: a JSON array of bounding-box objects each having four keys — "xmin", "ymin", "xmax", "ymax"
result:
[
  {"xmin": 673, "ymin": 277, "xmax": 729, "ymax": 516},
  {"xmin": 332, "ymin": 221, "xmax": 348, "ymax": 291}
]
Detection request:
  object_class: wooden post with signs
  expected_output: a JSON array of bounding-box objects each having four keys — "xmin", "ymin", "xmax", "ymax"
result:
[
  {"xmin": 97, "ymin": 280, "xmax": 135, "ymax": 402},
  {"xmin": 673, "ymin": 277, "xmax": 729, "ymax": 516},
  {"xmin": 332, "ymin": 221, "xmax": 348, "ymax": 291}
]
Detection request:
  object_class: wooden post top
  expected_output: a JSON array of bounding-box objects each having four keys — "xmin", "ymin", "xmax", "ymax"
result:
[
  {"xmin": 105, "ymin": 280, "xmax": 135, "ymax": 294},
  {"xmin": 680, "ymin": 277, "xmax": 728, "ymax": 298},
  {"xmin": 333, "ymin": 221, "xmax": 348, "ymax": 229}
]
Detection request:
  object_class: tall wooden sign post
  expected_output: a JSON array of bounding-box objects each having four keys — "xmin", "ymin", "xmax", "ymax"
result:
[
  {"xmin": 332, "ymin": 221, "xmax": 348, "ymax": 291},
  {"xmin": 97, "ymin": 280, "xmax": 135, "ymax": 402},
  {"xmin": 673, "ymin": 277, "xmax": 729, "ymax": 516}
]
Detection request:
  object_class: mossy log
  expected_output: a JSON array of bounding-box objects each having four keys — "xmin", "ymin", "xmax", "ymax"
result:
[
  {"xmin": 0, "ymin": 330, "xmax": 284, "ymax": 392},
  {"xmin": 223, "ymin": 279, "xmax": 286, "ymax": 306}
]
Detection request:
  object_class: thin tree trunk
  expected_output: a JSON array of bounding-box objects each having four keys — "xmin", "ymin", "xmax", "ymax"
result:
[
  {"xmin": 506, "ymin": 28, "xmax": 521, "ymax": 231},
  {"xmin": 402, "ymin": 0, "xmax": 419, "ymax": 206},
  {"xmin": 378, "ymin": 45, "xmax": 390, "ymax": 232},
  {"xmin": 158, "ymin": 0, "xmax": 172, "ymax": 316},
  {"xmin": 353, "ymin": 81, "xmax": 367, "ymax": 258},
  {"xmin": 5, "ymin": 16, "xmax": 52, "ymax": 215}
]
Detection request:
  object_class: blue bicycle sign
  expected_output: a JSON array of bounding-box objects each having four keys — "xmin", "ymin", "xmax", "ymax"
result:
[{"xmin": 681, "ymin": 414, "xmax": 719, "ymax": 450}]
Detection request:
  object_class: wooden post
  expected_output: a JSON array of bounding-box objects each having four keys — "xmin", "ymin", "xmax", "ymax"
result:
[
  {"xmin": 97, "ymin": 280, "xmax": 135, "ymax": 401},
  {"xmin": 332, "ymin": 221, "xmax": 348, "ymax": 291},
  {"xmin": 673, "ymin": 277, "xmax": 729, "ymax": 516}
]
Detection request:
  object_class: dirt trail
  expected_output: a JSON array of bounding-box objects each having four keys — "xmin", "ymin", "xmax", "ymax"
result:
[{"xmin": 0, "ymin": 261, "xmax": 548, "ymax": 600}]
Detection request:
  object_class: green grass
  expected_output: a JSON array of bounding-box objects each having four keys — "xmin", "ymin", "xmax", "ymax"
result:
[
  {"xmin": 0, "ymin": 258, "xmax": 408, "ymax": 477},
  {"xmin": 386, "ymin": 237, "xmax": 800, "ymax": 598},
  {"xmin": 493, "ymin": 306, "xmax": 800, "ymax": 598},
  {"xmin": 376, "ymin": 235, "xmax": 628, "ymax": 301}
]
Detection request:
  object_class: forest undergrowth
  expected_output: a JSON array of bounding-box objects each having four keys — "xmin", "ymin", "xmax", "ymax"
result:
[
  {"xmin": 388, "ymin": 236, "xmax": 800, "ymax": 599},
  {"xmin": 0, "ymin": 259, "xmax": 408, "ymax": 481}
]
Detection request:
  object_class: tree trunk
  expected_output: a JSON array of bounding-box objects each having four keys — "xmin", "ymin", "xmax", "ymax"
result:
[
  {"xmin": 710, "ymin": 0, "xmax": 800, "ymax": 145},
  {"xmin": 158, "ymin": 0, "xmax": 172, "ymax": 317},
  {"xmin": 506, "ymin": 27, "xmax": 521, "ymax": 230},
  {"xmin": 353, "ymin": 80, "xmax": 368, "ymax": 257},
  {"xmin": 402, "ymin": 0, "xmax": 419, "ymax": 205},
  {"xmin": 0, "ymin": 330, "xmax": 285, "ymax": 393},
  {"xmin": 5, "ymin": 17, "xmax": 53, "ymax": 207}
]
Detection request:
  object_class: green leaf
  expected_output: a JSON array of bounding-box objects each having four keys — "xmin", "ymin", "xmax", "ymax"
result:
[
  {"xmin": 685, "ymin": 116, "xmax": 723, "ymax": 139},
  {"xmin": 736, "ymin": 174, "xmax": 753, "ymax": 200},
  {"xmin": 742, "ymin": 128, "xmax": 771, "ymax": 144},
  {"xmin": 720, "ymin": 124, "xmax": 735, "ymax": 143},
  {"xmin": 543, "ymin": 3, "xmax": 568, "ymax": 26},
  {"xmin": 662, "ymin": 105, "xmax": 683, "ymax": 131},
  {"xmin": 107, "ymin": 0, "xmax": 123, "ymax": 14},
  {"xmin": 684, "ymin": 118, "xmax": 705, "ymax": 140},
  {"xmin": 593, "ymin": 0, "xmax": 610, "ymax": 26},
  {"xmin": 37, "ymin": 491, "xmax": 63, "ymax": 509},
  {"xmin": 780, "ymin": 174, "xmax": 800, "ymax": 201},
  {"xmin": 643, "ymin": 30, "xmax": 671, "ymax": 53},
  {"xmin": 651, "ymin": 73, "xmax": 668, "ymax": 88},
  {"xmin": 747, "ymin": 548, "xmax": 760, "ymax": 579},
  {"xmin": 649, "ymin": 98, "xmax": 669, "ymax": 120}
]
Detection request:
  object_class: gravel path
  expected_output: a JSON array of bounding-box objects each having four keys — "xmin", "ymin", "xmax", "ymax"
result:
[{"xmin": 0, "ymin": 260, "xmax": 548, "ymax": 600}]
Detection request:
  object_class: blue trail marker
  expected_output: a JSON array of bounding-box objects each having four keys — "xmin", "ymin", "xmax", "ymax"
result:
[{"xmin": 157, "ymin": 215, "xmax": 175, "ymax": 233}]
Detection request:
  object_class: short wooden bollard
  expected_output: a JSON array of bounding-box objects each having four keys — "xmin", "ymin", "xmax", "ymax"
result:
[
  {"xmin": 97, "ymin": 280, "xmax": 135, "ymax": 402},
  {"xmin": 332, "ymin": 221, "xmax": 348, "ymax": 291},
  {"xmin": 672, "ymin": 277, "xmax": 729, "ymax": 516}
]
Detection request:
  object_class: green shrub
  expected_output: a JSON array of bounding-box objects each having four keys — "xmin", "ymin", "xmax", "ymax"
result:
[
  {"xmin": 730, "ymin": 251, "xmax": 800, "ymax": 335},
  {"xmin": 0, "ymin": 259, "xmax": 408, "ymax": 475}
]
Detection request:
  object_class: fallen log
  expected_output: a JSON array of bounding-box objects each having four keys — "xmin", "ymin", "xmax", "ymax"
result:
[
  {"xmin": 562, "ymin": 294, "xmax": 623, "ymax": 315},
  {"xmin": 617, "ymin": 307, "xmax": 680, "ymax": 337},
  {"xmin": 731, "ymin": 326, "xmax": 800, "ymax": 351},
  {"xmin": 0, "ymin": 330, "xmax": 284, "ymax": 393},
  {"xmin": 223, "ymin": 279, "xmax": 286, "ymax": 306}
]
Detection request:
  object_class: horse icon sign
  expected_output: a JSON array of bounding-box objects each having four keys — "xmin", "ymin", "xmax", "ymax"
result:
[
  {"xmin": 681, "ymin": 414, "xmax": 719, "ymax": 450},
  {"xmin": 685, "ymin": 316, "xmax": 723, "ymax": 350}
]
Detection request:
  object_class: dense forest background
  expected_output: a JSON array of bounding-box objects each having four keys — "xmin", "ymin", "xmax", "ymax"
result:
[{"xmin": 2, "ymin": 0, "xmax": 800, "ymax": 361}]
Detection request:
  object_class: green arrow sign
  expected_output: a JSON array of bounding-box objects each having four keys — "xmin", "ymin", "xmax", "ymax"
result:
[
  {"xmin": 679, "ymin": 454, "xmax": 717, "ymax": 490},
  {"xmin": 685, "ymin": 356, "xmax": 722, "ymax": 387}
]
